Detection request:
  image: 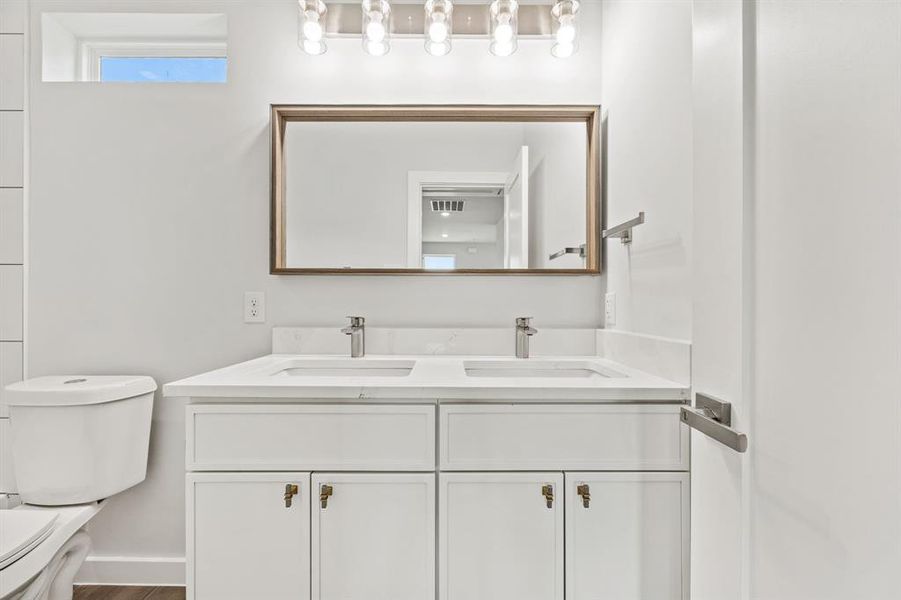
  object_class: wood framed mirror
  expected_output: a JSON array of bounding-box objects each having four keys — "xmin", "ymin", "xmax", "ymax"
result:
[{"xmin": 271, "ymin": 105, "xmax": 600, "ymax": 275}]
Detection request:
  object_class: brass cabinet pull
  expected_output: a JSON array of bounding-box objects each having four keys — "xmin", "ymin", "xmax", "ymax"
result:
[
  {"xmin": 576, "ymin": 484, "xmax": 590, "ymax": 508},
  {"xmin": 284, "ymin": 484, "xmax": 299, "ymax": 508},
  {"xmin": 320, "ymin": 484, "xmax": 333, "ymax": 509},
  {"xmin": 541, "ymin": 484, "xmax": 554, "ymax": 509}
]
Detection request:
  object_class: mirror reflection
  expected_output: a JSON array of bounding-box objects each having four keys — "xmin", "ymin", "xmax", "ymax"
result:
[{"xmin": 274, "ymin": 108, "xmax": 599, "ymax": 273}]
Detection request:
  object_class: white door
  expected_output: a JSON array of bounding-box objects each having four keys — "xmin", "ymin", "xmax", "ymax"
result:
[
  {"xmin": 187, "ymin": 472, "xmax": 310, "ymax": 600},
  {"xmin": 311, "ymin": 473, "xmax": 435, "ymax": 600},
  {"xmin": 565, "ymin": 472, "xmax": 689, "ymax": 600},
  {"xmin": 504, "ymin": 146, "xmax": 529, "ymax": 268},
  {"xmin": 690, "ymin": 2, "xmax": 752, "ymax": 599},
  {"xmin": 439, "ymin": 472, "xmax": 563, "ymax": 600}
]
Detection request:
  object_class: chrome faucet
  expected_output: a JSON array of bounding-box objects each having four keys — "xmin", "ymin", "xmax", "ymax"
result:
[
  {"xmin": 341, "ymin": 316, "xmax": 365, "ymax": 358},
  {"xmin": 515, "ymin": 317, "xmax": 537, "ymax": 359}
]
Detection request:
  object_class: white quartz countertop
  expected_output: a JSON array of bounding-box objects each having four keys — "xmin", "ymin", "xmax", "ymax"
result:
[{"xmin": 163, "ymin": 354, "xmax": 689, "ymax": 403}]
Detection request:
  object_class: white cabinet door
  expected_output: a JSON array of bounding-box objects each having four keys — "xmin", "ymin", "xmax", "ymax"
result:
[
  {"xmin": 187, "ymin": 472, "xmax": 310, "ymax": 600},
  {"xmin": 565, "ymin": 472, "xmax": 690, "ymax": 600},
  {"xmin": 439, "ymin": 472, "xmax": 564, "ymax": 600},
  {"xmin": 311, "ymin": 473, "xmax": 435, "ymax": 600}
]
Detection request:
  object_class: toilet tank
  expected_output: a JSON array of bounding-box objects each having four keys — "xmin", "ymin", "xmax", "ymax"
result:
[{"xmin": 4, "ymin": 376, "xmax": 156, "ymax": 506}]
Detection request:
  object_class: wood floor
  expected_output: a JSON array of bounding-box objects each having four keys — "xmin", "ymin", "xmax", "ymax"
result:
[{"xmin": 73, "ymin": 586, "xmax": 185, "ymax": 600}]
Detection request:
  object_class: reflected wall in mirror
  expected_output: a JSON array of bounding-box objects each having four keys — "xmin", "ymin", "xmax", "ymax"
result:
[{"xmin": 271, "ymin": 106, "xmax": 600, "ymax": 274}]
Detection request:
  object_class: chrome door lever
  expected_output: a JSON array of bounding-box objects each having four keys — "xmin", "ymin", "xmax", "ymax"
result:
[{"xmin": 680, "ymin": 393, "xmax": 748, "ymax": 453}]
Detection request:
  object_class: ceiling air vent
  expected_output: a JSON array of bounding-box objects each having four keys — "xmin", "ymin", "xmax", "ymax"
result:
[{"xmin": 431, "ymin": 200, "xmax": 465, "ymax": 213}]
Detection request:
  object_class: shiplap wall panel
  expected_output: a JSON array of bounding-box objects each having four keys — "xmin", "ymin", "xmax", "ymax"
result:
[
  {"xmin": 0, "ymin": 417, "xmax": 16, "ymax": 491},
  {"xmin": 0, "ymin": 188, "xmax": 23, "ymax": 263},
  {"xmin": 0, "ymin": 1, "xmax": 26, "ymax": 34},
  {"xmin": 0, "ymin": 111, "xmax": 24, "ymax": 187},
  {"xmin": 0, "ymin": 265, "xmax": 22, "ymax": 340},
  {"xmin": 0, "ymin": 0, "xmax": 23, "ymax": 498},
  {"xmin": 0, "ymin": 34, "xmax": 24, "ymax": 110},
  {"xmin": 0, "ymin": 341, "xmax": 22, "ymax": 417}
]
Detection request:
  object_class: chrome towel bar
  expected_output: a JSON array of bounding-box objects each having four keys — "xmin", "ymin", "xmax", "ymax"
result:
[
  {"xmin": 680, "ymin": 393, "xmax": 748, "ymax": 453},
  {"xmin": 548, "ymin": 244, "xmax": 586, "ymax": 260},
  {"xmin": 602, "ymin": 212, "xmax": 645, "ymax": 244}
]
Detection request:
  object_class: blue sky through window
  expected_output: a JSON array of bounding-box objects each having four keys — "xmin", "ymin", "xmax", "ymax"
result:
[{"xmin": 99, "ymin": 57, "xmax": 227, "ymax": 83}]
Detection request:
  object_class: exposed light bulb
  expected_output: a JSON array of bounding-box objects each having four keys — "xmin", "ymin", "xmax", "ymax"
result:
[
  {"xmin": 428, "ymin": 17, "xmax": 449, "ymax": 43},
  {"xmin": 425, "ymin": 0, "xmax": 453, "ymax": 56},
  {"xmin": 493, "ymin": 41, "xmax": 515, "ymax": 57},
  {"xmin": 303, "ymin": 40, "xmax": 324, "ymax": 55},
  {"xmin": 494, "ymin": 22, "xmax": 513, "ymax": 44},
  {"xmin": 362, "ymin": 1, "xmax": 391, "ymax": 56},
  {"xmin": 303, "ymin": 13, "xmax": 323, "ymax": 42},
  {"xmin": 551, "ymin": 42, "xmax": 574, "ymax": 58},
  {"xmin": 427, "ymin": 41, "xmax": 450, "ymax": 56},
  {"xmin": 550, "ymin": 0, "xmax": 579, "ymax": 58},
  {"xmin": 298, "ymin": 0, "xmax": 328, "ymax": 55},
  {"xmin": 366, "ymin": 40, "xmax": 389, "ymax": 56},
  {"xmin": 489, "ymin": 0, "xmax": 518, "ymax": 57},
  {"xmin": 366, "ymin": 19, "xmax": 386, "ymax": 43},
  {"xmin": 556, "ymin": 15, "xmax": 576, "ymax": 44}
]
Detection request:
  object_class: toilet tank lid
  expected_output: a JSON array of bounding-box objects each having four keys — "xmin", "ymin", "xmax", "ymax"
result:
[{"xmin": 3, "ymin": 376, "xmax": 157, "ymax": 406}]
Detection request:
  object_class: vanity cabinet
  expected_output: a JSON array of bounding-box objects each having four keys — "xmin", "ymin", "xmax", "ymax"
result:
[
  {"xmin": 311, "ymin": 473, "xmax": 435, "ymax": 600},
  {"xmin": 186, "ymin": 404, "xmax": 435, "ymax": 471},
  {"xmin": 187, "ymin": 472, "xmax": 311, "ymax": 600},
  {"xmin": 439, "ymin": 472, "xmax": 565, "ymax": 600},
  {"xmin": 439, "ymin": 404, "xmax": 689, "ymax": 471},
  {"xmin": 565, "ymin": 472, "xmax": 690, "ymax": 600},
  {"xmin": 184, "ymin": 403, "xmax": 689, "ymax": 600}
]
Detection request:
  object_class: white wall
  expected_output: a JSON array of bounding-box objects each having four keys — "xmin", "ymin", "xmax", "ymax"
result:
[
  {"xmin": 750, "ymin": 1, "xmax": 901, "ymax": 597},
  {"xmin": 525, "ymin": 121, "xmax": 586, "ymax": 269},
  {"xmin": 600, "ymin": 0, "xmax": 693, "ymax": 341},
  {"xmin": 26, "ymin": 0, "xmax": 604, "ymax": 579}
]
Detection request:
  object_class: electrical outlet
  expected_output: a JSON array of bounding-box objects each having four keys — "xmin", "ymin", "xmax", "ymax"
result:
[
  {"xmin": 244, "ymin": 292, "xmax": 266, "ymax": 323},
  {"xmin": 604, "ymin": 292, "xmax": 616, "ymax": 326}
]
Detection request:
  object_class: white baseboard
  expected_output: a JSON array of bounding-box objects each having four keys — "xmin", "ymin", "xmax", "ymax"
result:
[{"xmin": 75, "ymin": 555, "xmax": 185, "ymax": 586}]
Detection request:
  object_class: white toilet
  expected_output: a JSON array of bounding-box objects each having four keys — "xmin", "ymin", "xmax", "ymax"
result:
[{"xmin": 0, "ymin": 376, "xmax": 156, "ymax": 600}]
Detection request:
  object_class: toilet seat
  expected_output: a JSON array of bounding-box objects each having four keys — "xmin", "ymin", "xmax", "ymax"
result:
[
  {"xmin": 0, "ymin": 503, "xmax": 101, "ymax": 600},
  {"xmin": 0, "ymin": 511, "xmax": 58, "ymax": 569}
]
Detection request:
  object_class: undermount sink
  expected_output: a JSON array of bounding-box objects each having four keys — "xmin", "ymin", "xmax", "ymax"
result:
[
  {"xmin": 463, "ymin": 360, "xmax": 625, "ymax": 379},
  {"xmin": 272, "ymin": 359, "xmax": 415, "ymax": 378}
]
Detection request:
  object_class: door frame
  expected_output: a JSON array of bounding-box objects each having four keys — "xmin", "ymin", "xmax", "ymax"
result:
[{"xmin": 406, "ymin": 170, "xmax": 509, "ymax": 268}]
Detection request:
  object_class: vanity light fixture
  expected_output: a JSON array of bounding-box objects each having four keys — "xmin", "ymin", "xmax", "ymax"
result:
[
  {"xmin": 362, "ymin": 0, "xmax": 391, "ymax": 56},
  {"xmin": 550, "ymin": 0, "xmax": 579, "ymax": 58},
  {"xmin": 489, "ymin": 0, "xmax": 519, "ymax": 57},
  {"xmin": 298, "ymin": 0, "xmax": 328, "ymax": 55},
  {"xmin": 298, "ymin": 1, "xmax": 582, "ymax": 59},
  {"xmin": 424, "ymin": 0, "xmax": 453, "ymax": 56}
]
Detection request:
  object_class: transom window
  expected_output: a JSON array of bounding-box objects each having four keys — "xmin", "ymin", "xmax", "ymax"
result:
[{"xmin": 99, "ymin": 56, "xmax": 227, "ymax": 83}]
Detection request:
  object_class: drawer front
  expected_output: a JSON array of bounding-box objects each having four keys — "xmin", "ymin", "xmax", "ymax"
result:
[
  {"xmin": 440, "ymin": 405, "xmax": 688, "ymax": 471},
  {"xmin": 188, "ymin": 404, "xmax": 435, "ymax": 471}
]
